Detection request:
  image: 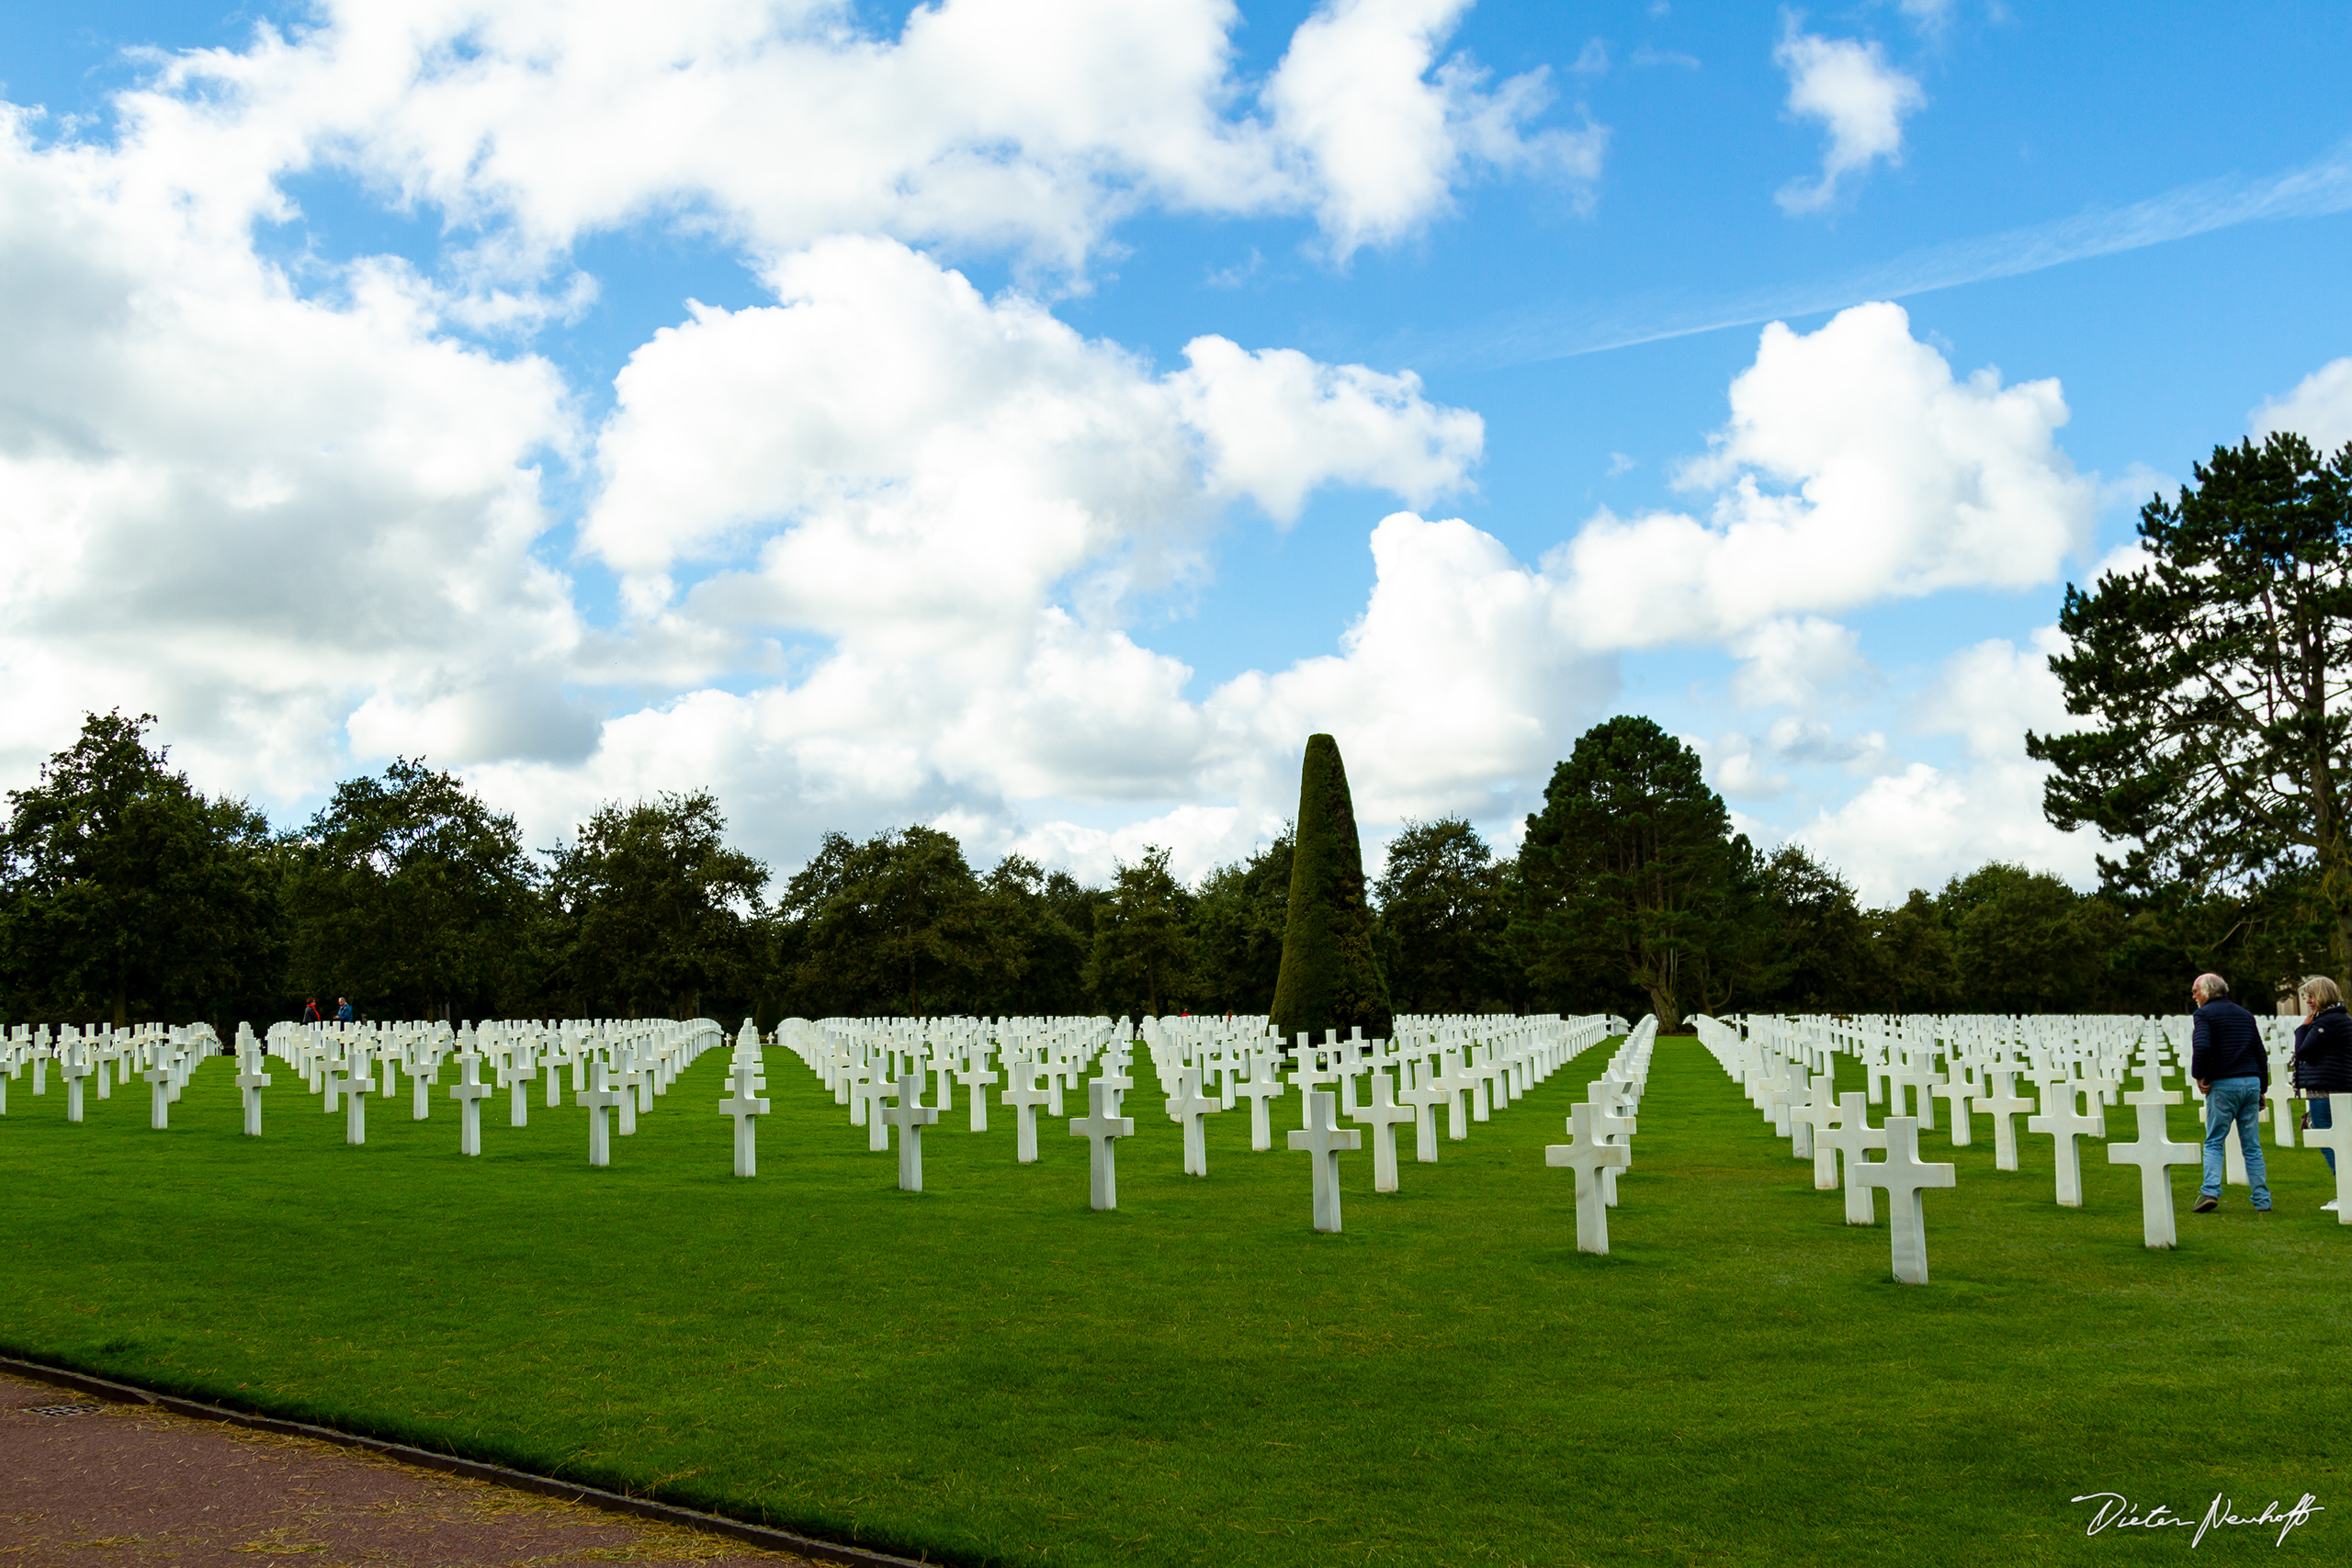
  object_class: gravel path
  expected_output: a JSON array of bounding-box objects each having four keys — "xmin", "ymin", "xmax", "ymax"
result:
[{"xmin": 0, "ymin": 1371, "xmax": 817, "ymax": 1566}]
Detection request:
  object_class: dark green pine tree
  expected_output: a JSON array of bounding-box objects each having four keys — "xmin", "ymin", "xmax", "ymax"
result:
[
  {"xmin": 2029, "ymin": 433, "xmax": 2352, "ymax": 971},
  {"xmin": 1271, "ymin": 734, "xmax": 1393, "ymax": 1044}
]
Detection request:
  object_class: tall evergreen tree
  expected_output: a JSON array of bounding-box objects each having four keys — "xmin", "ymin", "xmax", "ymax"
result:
[
  {"xmin": 1270, "ymin": 735, "xmax": 1392, "ymax": 1043},
  {"xmin": 2029, "ymin": 433, "xmax": 2352, "ymax": 975}
]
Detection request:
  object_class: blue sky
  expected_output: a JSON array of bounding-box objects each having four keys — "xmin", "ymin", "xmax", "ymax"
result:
[{"xmin": 2, "ymin": 1, "xmax": 2347, "ymax": 900}]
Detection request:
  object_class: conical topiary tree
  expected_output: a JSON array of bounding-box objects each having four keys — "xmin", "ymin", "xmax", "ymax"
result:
[{"xmin": 1270, "ymin": 734, "xmax": 1394, "ymax": 1045}]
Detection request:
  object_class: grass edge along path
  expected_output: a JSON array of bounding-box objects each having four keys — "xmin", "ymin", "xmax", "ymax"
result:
[
  {"xmin": 2, "ymin": 1032, "xmax": 2346, "ymax": 1566},
  {"xmin": 0, "ymin": 1349, "xmax": 924, "ymax": 1567}
]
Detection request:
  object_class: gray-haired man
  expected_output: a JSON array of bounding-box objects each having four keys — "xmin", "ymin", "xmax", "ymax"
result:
[{"xmin": 2189, "ymin": 973, "xmax": 2271, "ymax": 1214}]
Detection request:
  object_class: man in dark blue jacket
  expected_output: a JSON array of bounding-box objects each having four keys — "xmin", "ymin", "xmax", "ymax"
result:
[{"xmin": 2190, "ymin": 973, "xmax": 2271, "ymax": 1213}]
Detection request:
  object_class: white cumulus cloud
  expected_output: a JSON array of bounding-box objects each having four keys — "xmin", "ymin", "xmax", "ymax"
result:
[
  {"xmin": 1792, "ymin": 630, "xmax": 2098, "ymax": 902},
  {"xmin": 583, "ymin": 235, "xmax": 1485, "ymax": 620},
  {"xmin": 1266, "ymin": 0, "xmax": 1607, "ymax": 257},
  {"xmin": 1772, "ymin": 21, "xmax": 1926, "ymax": 214},
  {"xmin": 1548, "ymin": 301, "xmax": 2093, "ymax": 650},
  {"xmin": 2252, "ymin": 355, "xmax": 2352, "ymax": 452},
  {"xmin": 0, "ymin": 109, "xmax": 584, "ymax": 808},
  {"xmin": 106, "ymin": 0, "xmax": 1594, "ymax": 280}
]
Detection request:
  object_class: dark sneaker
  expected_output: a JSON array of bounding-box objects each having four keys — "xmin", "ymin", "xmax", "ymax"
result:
[{"xmin": 2193, "ymin": 1196, "xmax": 2219, "ymax": 1213}]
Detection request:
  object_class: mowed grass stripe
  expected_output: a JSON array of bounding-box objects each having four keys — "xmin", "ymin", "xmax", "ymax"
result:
[{"xmin": 2, "ymin": 1035, "xmax": 2343, "ymax": 1565}]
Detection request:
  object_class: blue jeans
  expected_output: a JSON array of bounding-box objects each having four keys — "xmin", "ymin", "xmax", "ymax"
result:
[
  {"xmin": 2200, "ymin": 1077, "xmax": 2271, "ymax": 1207},
  {"xmin": 2310, "ymin": 1096, "xmax": 2335, "ymax": 1175}
]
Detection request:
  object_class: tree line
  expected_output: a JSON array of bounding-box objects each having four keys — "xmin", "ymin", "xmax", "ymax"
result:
[
  {"xmin": 3, "ymin": 432, "xmax": 2342, "ymax": 1032},
  {"xmin": 0, "ymin": 708, "xmax": 2319, "ymax": 1034}
]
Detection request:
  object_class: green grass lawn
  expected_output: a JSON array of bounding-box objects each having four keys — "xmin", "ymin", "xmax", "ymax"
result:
[{"xmin": 2, "ymin": 1033, "xmax": 2344, "ymax": 1566}]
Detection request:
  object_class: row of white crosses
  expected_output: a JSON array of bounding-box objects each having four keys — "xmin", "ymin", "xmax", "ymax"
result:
[
  {"xmin": 1698, "ymin": 1016, "xmax": 1956, "ymax": 1283},
  {"xmin": 1544, "ymin": 1015, "xmax": 1656, "ymax": 1254},
  {"xmin": 1702, "ymin": 1010, "xmax": 2352, "ymax": 1280},
  {"xmin": 1795, "ymin": 1010, "xmax": 2314, "ymax": 1179},
  {"xmin": 7, "ymin": 1014, "xmax": 727, "ymax": 1163},
  {"xmin": 2, "ymin": 1022, "xmax": 221, "ymax": 1125},
  {"xmin": 773, "ymin": 1013, "xmax": 1614, "ymax": 1230}
]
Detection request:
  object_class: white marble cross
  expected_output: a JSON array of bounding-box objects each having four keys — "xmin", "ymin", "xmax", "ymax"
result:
[
  {"xmin": 1851, "ymin": 1116, "xmax": 1956, "ymax": 1284},
  {"xmin": 615, "ymin": 1050, "xmax": 644, "ymax": 1136},
  {"xmin": 1888, "ymin": 1058, "xmax": 1941, "ymax": 1129},
  {"xmin": 2303, "ymin": 1095, "xmax": 2352, "ymax": 1223},
  {"xmin": 1975, "ymin": 1068, "xmax": 2034, "ymax": 1172},
  {"xmin": 143, "ymin": 1055, "xmax": 174, "ymax": 1131},
  {"xmin": 448, "ymin": 1050, "xmax": 493, "ymax": 1156},
  {"xmin": 1436, "ymin": 1051, "xmax": 1477, "ymax": 1141},
  {"xmin": 1166, "ymin": 1067, "xmax": 1222, "ymax": 1177},
  {"xmin": 2106, "ymin": 1098, "xmax": 2201, "ymax": 1248},
  {"xmin": 1815, "ymin": 1092, "xmax": 1888, "ymax": 1222},
  {"xmin": 1782, "ymin": 1073, "xmax": 1829, "ymax": 1160},
  {"xmin": 1001, "ymin": 1058, "xmax": 1052, "ymax": 1164},
  {"xmin": 2263, "ymin": 1077, "xmax": 2299, "ymax": 1149},
  {"xmin": 340, "ymin": 1064, "xmax": 373, "ymax": 1145},
  {"xmin": 1804, "ymin": 1086, "xmax": 1849, "ymax": 1190},
  {"xmin": 1393, "ymin": 1059, "xmax": 1446, "ymax": 1166},
  {"xmin": 577, "ymin": 1061, "xmax": 624, "ymax": 1167},
  {"xmin": 2027, "ymin": 1085, "xmax": 2101, "ymax": 1207},
  {"xmin": 503, "ymin": 1046, "xmax": 537, "ymax": 1127},
  {"xmin": 1287, "ymin": 1089, "xmax": 1362, "ymax": 1233},
  {"xmin": 1761, "ymin": 1063, "xmax": 1802, "ymax": 1138},
  {"xmin": 408, "ymin": 1048, "xmax": 438, "ymax": 1121},
  {"xmin": 58, "ymin": 1049, "xmax": 91, "ymax": 1124},
  {"xmin": 235, "ymin": 1050, "xmax": 271, "ymax": 1136},
  {"xmin": 886, "ymin": 1073, "xmax": 939, "ymax": 1191},
  {"xmin": 1350, "ymin": 1069, "xmax": 1416, "ymax": 1193},
  {"xmin": 1069, "ymin": 1078, "xmax": 1135, "ymax": 1211},
  {"xmin": 1930, "ymin": 1069, "xmax": 1973, "ymax": 1145},
  {"xmin": 956, "ymin": 1055, "xmax": 997, "ymax": 1133},
  {"xmin": 1234, "ymin": 1056, "xmax": 1283, "ymax": 1152},
  {"xmin": 1544, "ymin": 1100, "xmax": 1630, "ymax": 1255},
  {"xmin": 720, "ymin": 1063, "xmax": 770, "ymax": 1178},
  {"xmin": 854, "ymin": 1073, "xmax": 896, "ymax": 1154}
]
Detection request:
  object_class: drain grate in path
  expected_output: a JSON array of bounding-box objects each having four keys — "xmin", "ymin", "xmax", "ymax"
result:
[{"xmin": 24, "ymin": 1401, "xmax": 107, "ymax": 1416}]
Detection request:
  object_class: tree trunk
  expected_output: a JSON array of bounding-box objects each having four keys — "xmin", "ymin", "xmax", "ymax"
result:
[{"xmin": 1644, "ymin": 985, "xmax": 1681, "ymax": 1034}]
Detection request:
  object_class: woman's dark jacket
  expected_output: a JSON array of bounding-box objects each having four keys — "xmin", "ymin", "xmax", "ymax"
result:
[{"xmin": 2293, "ymin": 1002, "xmax": 2352, "ymax": 1093}]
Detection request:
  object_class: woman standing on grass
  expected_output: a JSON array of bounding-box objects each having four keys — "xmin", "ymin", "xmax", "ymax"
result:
[{"xmin": 2294, "ymin": 976, "xmax": 2352, "ymax": 1213}]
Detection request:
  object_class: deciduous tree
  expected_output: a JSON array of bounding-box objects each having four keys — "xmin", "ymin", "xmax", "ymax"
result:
[
  {"xmin": 544, "ymin": 791, "xmax": 766, "ymax": 1020},
  {"xmin": 286, "ymin": 758, "xmax": 533, "ymax": 1021},
  {"xmin": 1088, "ymin": 845, "xmax": 1193, "ymax": 1018},
  {"xmin": 1374, "ymin": 817, "xmax": 1508, "ymax": 1013},
  {"xmin": 780, "ymin": 826, "xmax": 984, "ymax": 1016},
  {"xmin": 0, "ymin": 712, "xmax": 277, "ymax": 1027}
]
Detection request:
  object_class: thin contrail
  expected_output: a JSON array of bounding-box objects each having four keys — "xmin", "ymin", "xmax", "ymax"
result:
[{"xmin": 1396, "ymin": 141, "xmax": 2352, "ymax": 370}]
